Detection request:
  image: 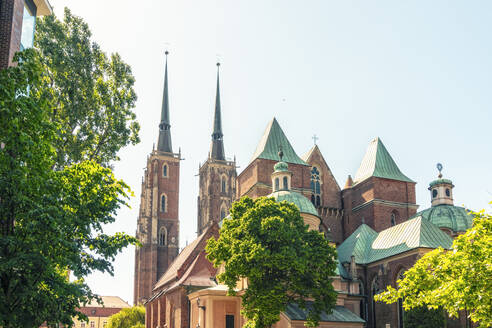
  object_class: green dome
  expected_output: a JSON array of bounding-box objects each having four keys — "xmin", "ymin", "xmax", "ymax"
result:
[
  {"xmin": 429, "ymin": 178, "xmax": 453, "ymax": 188},
  {"xmin": 274, "ymin": 161, "xmax": 289, "ymax": 172},
  {"xmin": 268, "ymin": 190, "xmax": 319, "ymax": 216},
  {"xmin": 413, "ymin": 204, "xmax": 472, "ymax": 233}
]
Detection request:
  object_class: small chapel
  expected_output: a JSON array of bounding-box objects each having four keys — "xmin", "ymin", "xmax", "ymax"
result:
[{"xmin": 133, "ymin": 53, "xmax": 473, "ymax": 328}]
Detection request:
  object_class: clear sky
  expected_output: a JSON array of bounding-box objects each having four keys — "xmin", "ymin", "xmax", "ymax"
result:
[{"xmin": 48, "ymin": 0, "xmax": 491, "ymax": 305}]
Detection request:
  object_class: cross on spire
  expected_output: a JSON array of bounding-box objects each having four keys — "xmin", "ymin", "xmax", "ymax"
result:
[{"xmin": 312, "ymin": 134, "xmax": 319, "ymax": 145}]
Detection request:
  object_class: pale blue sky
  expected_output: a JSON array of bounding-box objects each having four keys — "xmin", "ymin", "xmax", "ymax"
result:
[{"xmin": 48, "ymin": 0, "xmax": 491, "ymax": 305}]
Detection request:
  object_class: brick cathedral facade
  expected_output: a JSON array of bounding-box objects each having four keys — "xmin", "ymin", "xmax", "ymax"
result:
[{"xmin": 134, "ymin": 54, "xmax": 473, "ymax": 327}]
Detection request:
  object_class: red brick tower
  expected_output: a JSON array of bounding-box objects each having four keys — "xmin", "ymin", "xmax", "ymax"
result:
[
  {"xmin": 197, "ymin": 63, "xmax": 237, "ymax": 234},
  {"xmin": 341, "ymin": 138, "xmax": 418, "ymax": 239},
  {"xmin": 134, "ymin": 52, "xmax": 180, "ymax": 305}
]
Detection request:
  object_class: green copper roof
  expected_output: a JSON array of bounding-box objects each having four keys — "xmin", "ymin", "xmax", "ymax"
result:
[
  {"xmin": 429, "ymin": 178, "xmax": 453, "ymax": 188},
  {"xmin": 269, "ymin": 190, "xmax": 318, "ymax": 216},
  {"xmin": 284, "ymin": 303, "xmax": 365, "ymax": 323},
  {"xmin": 251, "ymin": 118, "xmax": 308, "ymax": 166},
  {"xmin": 337, "ymin": 217, "xmax": 453, "ymax": 265},
  {"xmin": 274, "ymin": 161, "xmax": 289, "ymax": 172},
  {"xmin": 412, "ymin": 204, "xmax": 472, "ymax": 233},
  {"xmin": 353, "ymin": 138, "xmax": 413, "ymax": 185}
]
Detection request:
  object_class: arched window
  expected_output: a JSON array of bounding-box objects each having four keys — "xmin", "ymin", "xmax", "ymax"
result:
[
  {"xmin": 159, "ymin": 227, "xmax": 167, "ymax": 246},
  {"xmin": 310, "ymin": 167, "xmax": 321, "ymax": 207},
  {"xmin": 160, "ymin": 194, "xmax": 166, "ymax": 212},
  {"xmin": 432, "ymin": 189, "xmax": 438, "ymax": 198},
  {"xmin": 221, "ymin": 176, "xmax": 226, "ymax": 193},
  {"xmin": 220, "ymin": 208, "xmax": 226, "ymax": 220},
  {"xmin": 162, "ymin": 164, "xmax": 168, "ymax": 177},
  {"xmin": 391, "ymin": 213, "xmax": 396, "ymax": 226},
  {"xmin": 283, "ymin": 176, "xmax": 288, "ymax": 190},
  {"xmin": 371, "ymin": 276, "xmax": 380, "ymax": 328},
  {"xmin": 445, "ymin": 188, "xmax": 450, "ymax": 197},
  {"xmin": 275, "ymin": 178, "xmax": 279, "ymax": 191},
  {"xmin": 358, "ymin": 279, "xmax": 366, "ymax": 320},
  {"xmin": 396, "ymin": 270, "xmax": 405, "ymax": 328}
]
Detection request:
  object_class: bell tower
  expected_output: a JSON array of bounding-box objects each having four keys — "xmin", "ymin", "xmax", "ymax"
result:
[
  {"xmin": 134, "ymin": 51, "xmax": 181, "ymax": 305},
  {"xmin": 197, "ymin": 63, "xmax": 237, "ymax": 234},
  {"xmin": 428, "ymin": 163, "xmax": 454, "ymax": 206}
]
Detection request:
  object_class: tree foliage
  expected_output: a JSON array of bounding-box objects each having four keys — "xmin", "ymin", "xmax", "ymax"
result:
[
  {"xmin": 206, "ymin": 196, "xmax": 338, "ymax": 328},
  {"xmin": 35, "ymin": 8, "xmax": 139, "ymax": 167},
  {"xmin": 107, "ymin": 306, "xmax": 145, "ymax": 328},
  {"xmin": 375, "ymin": 203, "xmax": 492, "ymax": 327},
  {"xmin": 0, "ymin": 50, "xmax": 137, "ymax": 327},
  {"xmin": 404, "ymin": 306, "xmax": 445, "ymax": 328}
]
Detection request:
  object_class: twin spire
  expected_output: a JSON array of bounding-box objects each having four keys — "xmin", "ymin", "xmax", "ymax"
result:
[{"xmin": 156, "ymin": 52, "xmax": 226, "ymax": 161}]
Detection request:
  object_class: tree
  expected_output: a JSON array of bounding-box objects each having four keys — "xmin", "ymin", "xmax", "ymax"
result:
[
  {"xmin": 107, "ymin": 306, "xmax": 145, "ymax": 328},
  {"xmin": 206, "ymin": 196, "xmax": 338, "ymax": 328},
  {"xmin": 35, "ymin": 8, "xmax": 139, "ymax": 167},
  {"xmin": 0, "ymin": 50, "xmax": 137, "ymax": 327},
  {"xmin": 404, "ymin": 306, "xmax": 445, "ymax": 328},
  {"xmin": 375, "ymin": 203, "xmax": 492, "ymax": 327}
]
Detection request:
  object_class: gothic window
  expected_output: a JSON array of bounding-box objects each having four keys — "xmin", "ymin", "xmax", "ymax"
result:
[
  {"xmin": 283, "ymin": 176, "xmax": 288, "ymax": 190},
  {"xmin": 310, "ymin": 167, "xmax": 321, "ymax": 207},
  {"xmin": 159, "ymin": 227, "xmax": 167, "ymax": 246},
  {"xmin": 371, "ymin": 276, "xmax": 380, "ymax": 327},
  {"xmin": 162, "ymin": 164, "xmax": 168, "ymax": 177},
  {"xmin": 160, "ymin": 194, "xmax": 166, "ymax": 212},
  {"xmin": 396, "ymin": 270, "xmax": 405, "ymax": 328},
  {"xmin": 391, "ymin": 213, "xmax": 396, "ymax": 226},
  {"xmin": 220, "ymin": 208, "xmax": 226, "ymax": 220},
  {"xmin": 221, "ymin": 176, "xmax": 227, "ymax": 193},
  {"xmin": 358, "ymin": 279, "xmax": 366, "ymax": 320},
  {"xmin": 275, "ymin": 178, "xmax": 279, "ymax": 191}
]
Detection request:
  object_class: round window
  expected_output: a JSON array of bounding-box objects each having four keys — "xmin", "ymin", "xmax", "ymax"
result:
[
  {"xmin": 445, "ymin": 188, "xmax": 450, "ymax": 197},
  {"xmin": 432, "ymin": 189, "xmax": 438, "ymax": 198}
]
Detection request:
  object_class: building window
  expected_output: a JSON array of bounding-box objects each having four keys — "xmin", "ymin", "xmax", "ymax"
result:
[
  {"xmin": 310, "ymin": 167, "xmax": 321, "ymax": 207},
  {"xmin": 445, "ymin": 188, "xmax": 450, "ymax": 197},
  {"xmin": 396, "ymin": 270, "xmax": 405, "ymax": 328},
  {"xmin": 160, "ymin": 194, "xmax": 166, "ymax": 212},
  {"xmin": 275, "ymin": 178, "xmax": 279, "ymax": 191},
  {"xmin": 90, "ymin": 322, "xmax": 95, "ymax": 328},
  {"xmin": 20, "ymin": 1, "xmax": 36, "ymax": 50},
  {"xmin": 221, "ymin": 176, "xmax": 226, "ymax": 193},
  {"xmin": 358, "ymin": 280, "xmax": 366, "ymax": 320},
  {"xmin": 432, "ymin": 189, "xmax": 438, "ymax": 198},
  {"xmin": 391, "ymin": 213, "xmax": 396, "ymax": 226},
  {"xmin": 283, "ymin": 176, "xmax": 288, "ymax": 190},
  {"xmin": 162, "ymin": 164, "xmax": 168, "ymax": 177},
  {"xmin": 371, "ymin": 277, "xmax": 380, "ymax": 328},
  {"xmin": 226, "ymin": 315, "xmax": 235, "ymax": 328},
  {"xmin": 159, "ymin": 227, "xmax": 167, "ymax": 246},
  {"xmin": 220, "ymin": 208, "xmax": 226, "ymax": 220}
]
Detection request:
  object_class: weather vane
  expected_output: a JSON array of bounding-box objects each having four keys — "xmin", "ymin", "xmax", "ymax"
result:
[
  {"xmin": 312, "ymin": 134, "xmax": 319, "ymax": 145},
  {"xmin": 437, "ymin": 163, "xmax": 443, "ymax": 178}
]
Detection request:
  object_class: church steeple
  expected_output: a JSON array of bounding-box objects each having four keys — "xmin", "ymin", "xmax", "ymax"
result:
[
  {"xmin": 157, "ymin": 51, "xmax": 173, "ymax": 153},
  {"xmin": 210, "ymin": 62, "xmax": 225, "ymax": 161}
]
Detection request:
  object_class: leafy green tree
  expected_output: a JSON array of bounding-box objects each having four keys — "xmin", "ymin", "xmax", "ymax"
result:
[
  {"xmin": 375, "ymin": 204, "xmax": 492, "ymax": 327},
  {"xmin": 35, "ymin": 8, "xmax": 139, "ymax": 167},
  {"xmin": 206, "ymin": 196, "xmax": 338, "ymax": 328},
  {"xmin": 404, "ymin": 306, "xmax": 445, "ymax": 328},
  {"xmin": 107, "ymin": 306, "xmax": 145, "ymax": 328},
  {"xmin": 0, "ymin": 50, "xmax": 137, "ymax": 328}
]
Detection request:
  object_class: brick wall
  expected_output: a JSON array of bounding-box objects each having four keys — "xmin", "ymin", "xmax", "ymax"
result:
[{"xmin": 0, "ymin": 0, "xmax": 24, "ymax": 69}]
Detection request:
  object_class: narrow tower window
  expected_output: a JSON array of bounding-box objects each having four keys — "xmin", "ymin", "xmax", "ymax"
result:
[
  {"xmin": 161, "ymin": 194, "xmax": 166, "ymax": 212},
  {"xmin": 275, "ymin": 178, "xmax": 279, "ymax": 191},
  {"xmin": 162, "ymin": 164, "xmax": 168, "ymax": 177},
  {"xmin": 391, "ymin": 213, "xmax": 396, "ymax": 226},
  {"xmin": 221, "ymin": 176, "xmax": 226, "ymax": 193},
  {"xmin": 283, "ymin": 176, "xmax": 288, "ymax": 190},
  {"xmin": 220, "ymin": 209, "xmax": 226, "ymax": 220},
  {"xmin": 159, "ymin": 227, "xmax": 167, "ymax": 246},
  {"xmin": 432, "ymin": 189, "xmax": 438, "ymax": 198},
  {"xmin": 310, "ymin": 167, "xmax": 321, "ymax": 206}
]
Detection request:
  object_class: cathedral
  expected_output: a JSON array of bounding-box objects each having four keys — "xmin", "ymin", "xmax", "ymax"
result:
[{"xmin": 133, "ymin": 53, "xmax": 473, "ymax": 328}]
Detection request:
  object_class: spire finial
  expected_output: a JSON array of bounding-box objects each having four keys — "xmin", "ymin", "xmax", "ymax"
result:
[
  {"xmin": 312, "ymin": 134, "xmax": 319, "ymax": 145},
  {"xmin": 437, "ymin": 163, "xmax": 443, "ymax": 179},
  {"xmin": 157, "ymin": 50, "xmax": 173, "ymax": 152},
  {"xmin": 210, "ymin": 61, "xmax": 225, "ymax": 160}
]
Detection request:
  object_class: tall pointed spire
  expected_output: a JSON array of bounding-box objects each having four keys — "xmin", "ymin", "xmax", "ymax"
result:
[
  {"xmin": 157, "ymin": 51, "xmax": 173, "ymax": 153},
  {"xmin": 210, "ymin": 62, "xmax": 225, "ymax": 160}
]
